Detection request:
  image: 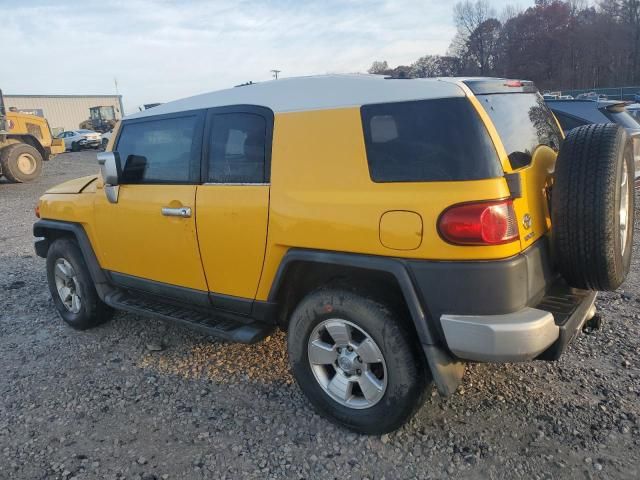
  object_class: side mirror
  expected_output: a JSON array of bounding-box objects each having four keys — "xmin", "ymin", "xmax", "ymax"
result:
[
  {"xmin": 97, "ymin": 151, "xmax": 121, "ymax": 185},
  {"xmin": 97, "ymin": 151, "xmax": 122, "ymax": 204}
]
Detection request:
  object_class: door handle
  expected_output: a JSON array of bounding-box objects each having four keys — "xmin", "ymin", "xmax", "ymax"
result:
[{"xmin": 161, "ymin": 206, "xmax": 192, "ymax": 218}]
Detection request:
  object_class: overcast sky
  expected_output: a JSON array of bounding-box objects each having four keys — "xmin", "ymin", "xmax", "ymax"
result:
[{"xmin": 2, "ymin": 0, "xmax": 524, "ymax": 114}]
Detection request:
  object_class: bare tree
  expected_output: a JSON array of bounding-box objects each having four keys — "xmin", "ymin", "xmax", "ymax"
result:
[
  {"xmin": 410, "ymin": 56, "xmax": 442, "ymax": 77},
  {"xmin": 368, "ymin": 61, "xmax": 391, "ymax": 75},
  {"xmin": 410, "ymin": 55, "xmax": 462, "ymax": 77},
  {"xmin": 500, "ymin": 4, "xmax": 522, "ymax": 23},
  {"xmin": 453, "ymin": 1, "xmax": 499, "ymax": 75},
  {"xmin": 373, "ymin": 0, "xmax": 640, "ymax": 90},
  {"xmin": 453, "ymin": 0, "xmax": 496, "ymax": 38}
]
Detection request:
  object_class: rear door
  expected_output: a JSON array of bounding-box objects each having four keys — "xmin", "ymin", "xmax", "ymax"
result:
[
  {"xmin": 473, "ymin": 88, "xmax": 563, "ymax": 250},
  {"xmin": 195, "ymin": 106, "xmax": 272, "ymax": 312}
]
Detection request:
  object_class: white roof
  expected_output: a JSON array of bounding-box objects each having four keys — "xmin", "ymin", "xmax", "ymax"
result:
[{"xmin": 126, "ymin": 74, "xmax": 466, "ymax": 119}]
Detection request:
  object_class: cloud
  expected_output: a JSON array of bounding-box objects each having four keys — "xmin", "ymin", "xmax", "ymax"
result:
[{"xmin": 0, "ymin": 0, "xmax": 525, "ymax": 113}]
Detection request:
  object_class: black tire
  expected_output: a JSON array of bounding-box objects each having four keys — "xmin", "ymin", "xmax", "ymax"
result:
[
  {"xmin": 46, "ymin": 238, "xmax": 113, "ymax": 330},
  {"xmin": 71, "ymin": 141, "xmax": 80, "ymax": 152},
  {"xmin": 0, "ymin": 143, "xmax": 43, "ymax": 183},
  {"xmin": 288, "ymin": 288, "xmax": 429, "ymax": 434},
  {"xmin": 552, "ymin": 123, "xmax": 635, "ymax": 291}
]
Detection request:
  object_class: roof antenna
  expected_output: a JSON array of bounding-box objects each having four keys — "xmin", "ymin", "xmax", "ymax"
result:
[{"xmin": 271, "ymin": 69, "xmax": 281, "ymax": 80}]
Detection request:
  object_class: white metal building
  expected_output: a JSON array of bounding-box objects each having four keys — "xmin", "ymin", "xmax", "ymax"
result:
[{"xmin": 3, "ymin": 94, "xmax": 124, "ymax": 134}]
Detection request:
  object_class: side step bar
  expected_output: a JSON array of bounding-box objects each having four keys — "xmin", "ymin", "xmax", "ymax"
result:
[{"xmin": 104, "ymin": 290, "xmax": 274, "ymax": 344}]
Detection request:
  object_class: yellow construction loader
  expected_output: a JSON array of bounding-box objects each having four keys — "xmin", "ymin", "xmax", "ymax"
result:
[{"xmin": 0, "ymin": 89, "xmax": 65, "ymax": 183}]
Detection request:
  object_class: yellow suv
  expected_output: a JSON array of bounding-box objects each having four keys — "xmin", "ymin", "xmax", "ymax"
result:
[{"xmin": 34, "ymin": 75, "xmax": 635, "ymax": 434}]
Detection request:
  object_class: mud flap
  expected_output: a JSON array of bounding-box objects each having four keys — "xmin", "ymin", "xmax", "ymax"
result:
[{"xmin": 422, "ymin": 344, "xmax": 466, "ymax": 396}]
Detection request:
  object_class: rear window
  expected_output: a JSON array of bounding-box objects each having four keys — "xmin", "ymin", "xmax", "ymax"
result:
[
  {"xmin": 361, "ymin": 98, "xmax": 501, "ymax": 182},
  {"xmin": 478, "ymin": 93, "xmax": 562, "ymax": 169},
  {"xmin": 551, "ymin": 111, "xmax": 587, "ymax": 132}
]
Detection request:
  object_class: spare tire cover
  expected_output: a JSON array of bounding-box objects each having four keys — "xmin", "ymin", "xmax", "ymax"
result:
[{"xmin": 552, "ymin": 123, "xmax": 634, "ymax": 291}]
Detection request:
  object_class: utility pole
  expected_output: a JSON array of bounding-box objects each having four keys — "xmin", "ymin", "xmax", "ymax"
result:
[{"xmin": 271, "ymin": 69, "xmax": 281, "ymax": 80}]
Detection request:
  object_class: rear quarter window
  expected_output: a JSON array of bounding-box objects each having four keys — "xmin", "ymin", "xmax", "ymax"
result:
[
  {"xmin": 479, "ymin": 93, "xmax": 562, "ymax": 169},
  {"xmin": 361, "ymin": 98, "xmax": 501, "ymax": 182}
]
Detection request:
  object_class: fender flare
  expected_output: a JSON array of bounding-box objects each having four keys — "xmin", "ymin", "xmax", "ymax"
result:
[
  {"xmin": 33, "ymin": 219, "xmax": 112, "ymax": 299},
  {"xmin": 268, "ymin": 248, "xmax": 465, "ymax": 395}
]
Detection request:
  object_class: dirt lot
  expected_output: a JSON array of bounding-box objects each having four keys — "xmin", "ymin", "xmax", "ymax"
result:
[{"xmin": 1, "ymin": 150, "xmax": 639, "ymax": 480}]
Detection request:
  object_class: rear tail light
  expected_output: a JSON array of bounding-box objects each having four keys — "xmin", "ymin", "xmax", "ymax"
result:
[{"xmin": 438, "ymin": 199, "xmax": 519, "ymax": 245}]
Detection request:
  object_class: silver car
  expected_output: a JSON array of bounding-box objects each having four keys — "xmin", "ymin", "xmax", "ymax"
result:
[{"xmin": 57, "ymin": 129, "xmax": 102, "ymax": 151}]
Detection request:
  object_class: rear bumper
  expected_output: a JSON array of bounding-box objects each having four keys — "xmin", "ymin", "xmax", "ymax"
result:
[
  {"xmin": 404, "ymin": 238, "xmax": 597, "ymax": 362},
  {"xmin": 441, "ymin": 308, "xmax": 558, "ymax": 362},
  {"xmin": 79, "ymin": 139, "xmax": 101, "ymax": 148},
  {"xmin": 441, "ymin": 288, "xmax": 596, "ymax": 362}
]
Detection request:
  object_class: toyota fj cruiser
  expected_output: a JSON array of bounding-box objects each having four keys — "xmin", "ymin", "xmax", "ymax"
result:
[{"xmin": 34, "ymin": 75, "xmax": 635, "ymax": 434}]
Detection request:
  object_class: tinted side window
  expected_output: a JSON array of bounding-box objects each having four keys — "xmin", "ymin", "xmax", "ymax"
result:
[
  {"xmin": 208, "ymin": 113, "xmax": 266, "ymax": 183},
  {"xmin": 552, "ymin": 111, "xmax": 587, "ymax": 132},
  {"xmin": 117, "ymin": 115, "xmax": 199, "ymax": 184},
  {"xmin": 361, "ymin": 98, "xmax": 501, "ymax": 182}
]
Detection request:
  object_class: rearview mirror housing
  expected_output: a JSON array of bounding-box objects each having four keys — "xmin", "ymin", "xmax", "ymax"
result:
[
  {"xmin": 97, "ymin": 151, "xmax": 122, "ymax": 204},
  {"xmin": 97, "ymin": 151, "xmax": 121, "ymax": 186}
]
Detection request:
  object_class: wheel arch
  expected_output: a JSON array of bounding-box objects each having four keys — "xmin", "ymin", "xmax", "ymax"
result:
[
  {"xmin": 7, "ymin": 135, "xmax": 48, "ymax": 160},
  {"xmin": 268, "ymin": 248, "xmax": 465, "ymax": 396},
  {"xmin": 34, "ymin": 219, "xmax": 111, "ymax": 299}
]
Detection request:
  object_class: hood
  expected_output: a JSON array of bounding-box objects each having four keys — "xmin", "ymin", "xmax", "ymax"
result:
[{"xmin": 45, "ymin": 175, "xmax": 98, "ymax": 194}]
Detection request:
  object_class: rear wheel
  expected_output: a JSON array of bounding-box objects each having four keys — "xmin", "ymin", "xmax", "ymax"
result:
[
  {"xmin": 46, "ymin": 238, "xmax": 113, "ymax": 330},
  {"xmin": 288, "ymin": 288, "xmax": 428, "ymax": 434},
  {"xmin": 0, "ymin": 143, "xmax": 43, "ymax": 183},
  {"xmin": 552, "ymin": 123, "xmax": 635, "ymax": 291}
]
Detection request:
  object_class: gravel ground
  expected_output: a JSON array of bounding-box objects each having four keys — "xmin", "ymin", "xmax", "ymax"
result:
[{"xmin": 1, "ymin": 151, "xmax": 639, "ymax": 480}]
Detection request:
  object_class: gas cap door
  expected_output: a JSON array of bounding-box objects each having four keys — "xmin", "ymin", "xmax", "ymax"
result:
[{"xmin": 379, "ymin": 210, "xmax": 423, "ymax": 250}]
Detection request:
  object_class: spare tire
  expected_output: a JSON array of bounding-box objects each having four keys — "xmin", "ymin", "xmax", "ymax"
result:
[{"xmin": 552, "ymin": 123, "xmax": 634, "ymax": 291}]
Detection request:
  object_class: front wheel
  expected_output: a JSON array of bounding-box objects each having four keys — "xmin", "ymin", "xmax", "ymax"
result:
[
  {"xmin": 46, "ymin": 238, "xmax": 113, "ymax": 330},
  {"xmin": 288, "ymin": 288, "xmax": 429, "ymax": 434}
]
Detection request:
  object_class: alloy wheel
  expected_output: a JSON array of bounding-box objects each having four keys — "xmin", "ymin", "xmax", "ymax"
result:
[
  {"xmin": 307, "ymin": 318, "xmax": 387, "ymax": 409},
  {"xmin": 54, "ymin": 258, "xmax": 82, "ymax": 313}
]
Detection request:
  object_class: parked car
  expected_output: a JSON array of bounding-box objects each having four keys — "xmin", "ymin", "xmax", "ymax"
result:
[
  {"xmin": 546, "ymin": 99, "xmax": 640, "ymax": 180},
  {"xmin": 627, "ymin": 103, "xmax": 640, "ymax": 122},
  {"xmin": 100, "ymin": 130, "xmax": 113, "ymax": 149},
  {"xmin": 577, "ymin": 92, "xmax": 610, "ymax": 101},
  {"xmin": 57, "ymin": 129, "xmax": 102, "ymax": 151},
  {"xmin": 34, "ymin": 75, "xmax": 634, "ymax": 434}
]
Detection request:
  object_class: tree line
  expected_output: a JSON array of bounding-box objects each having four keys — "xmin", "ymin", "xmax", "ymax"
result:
[{"xmin": 368, "ymin": 0, "xmax": 640, "ymax": 90}]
